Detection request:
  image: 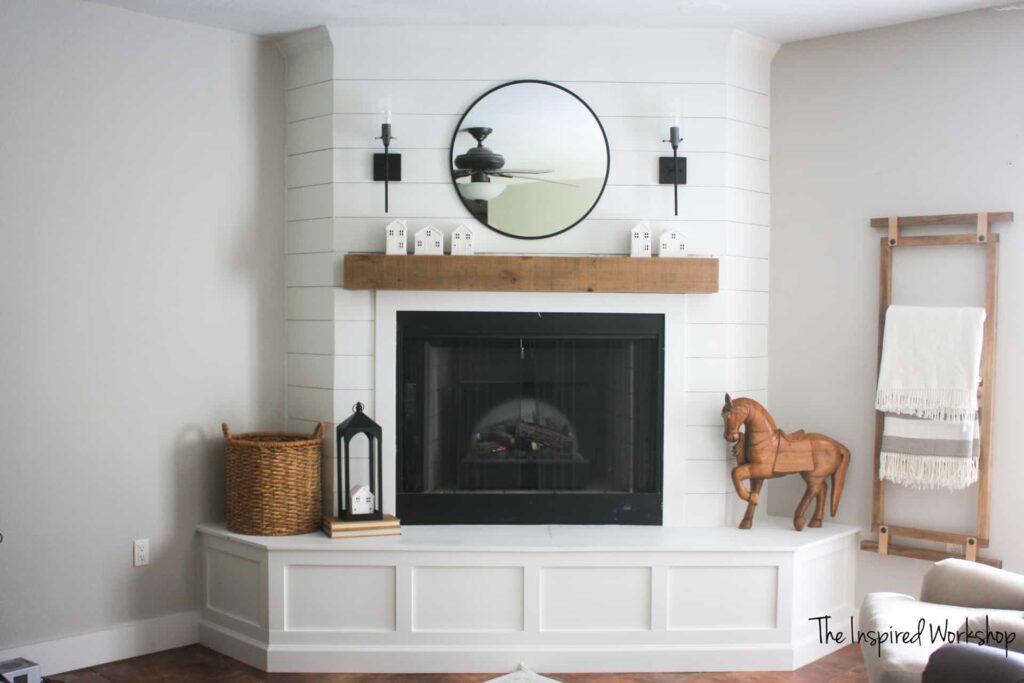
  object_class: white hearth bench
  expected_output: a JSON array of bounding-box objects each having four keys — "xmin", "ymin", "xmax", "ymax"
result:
[{"xmin": 196, "ymin": 518, "xmax": 858, "ymax": 673}]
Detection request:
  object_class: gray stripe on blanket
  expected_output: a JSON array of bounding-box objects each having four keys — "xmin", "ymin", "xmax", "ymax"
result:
[{"xmin": 880, "ymin": 436, "xmax": 980, "ymax": 458}]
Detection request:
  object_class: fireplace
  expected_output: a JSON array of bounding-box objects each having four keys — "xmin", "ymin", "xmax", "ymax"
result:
[{"xmin": 396, "ymin": 311, "xmax": 664, "ymax": 524}]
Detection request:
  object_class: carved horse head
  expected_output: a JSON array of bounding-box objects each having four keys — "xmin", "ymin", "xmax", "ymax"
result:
[{"xmin": 721, "ymin": 393, "xmax": 748, "ymax": 443}]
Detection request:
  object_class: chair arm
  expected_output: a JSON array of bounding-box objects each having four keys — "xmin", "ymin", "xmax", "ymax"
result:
[
  {"xmin": 921, "ymin": 559, "xmax": 1024, "ymax": 610},
  {"xmin": 922, "ymin": 643, "xmax": 1024, "ymax": 683}
]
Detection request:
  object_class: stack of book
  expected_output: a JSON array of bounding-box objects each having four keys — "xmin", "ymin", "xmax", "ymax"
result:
[{"xmin": 321, "ymin": 514, "xmax": 401, "ymax": 539}]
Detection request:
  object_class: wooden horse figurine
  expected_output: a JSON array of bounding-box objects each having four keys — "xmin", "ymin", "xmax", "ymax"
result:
[{"xmin": 721, "ymin": 394, "xmax": 850, "ymax": 531}]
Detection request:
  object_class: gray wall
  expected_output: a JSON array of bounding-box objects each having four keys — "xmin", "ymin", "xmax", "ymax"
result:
[
  {"xmin": 769, "ymin": 7, "xmax": 1024, "ymax": 599},
  {"xmin": 0, "ymin": 0, "xmax": 285, "ymax": 649}
]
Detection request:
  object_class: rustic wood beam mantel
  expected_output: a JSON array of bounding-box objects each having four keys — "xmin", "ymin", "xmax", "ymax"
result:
[{"xmin": 342, "ymin": 254, "xmax": 719, "ymax": 294}]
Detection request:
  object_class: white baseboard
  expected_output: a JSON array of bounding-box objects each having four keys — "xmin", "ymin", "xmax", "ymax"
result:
[{"xmin": 0, "ymin": 610, "xmax": 199, "ymax": 676}]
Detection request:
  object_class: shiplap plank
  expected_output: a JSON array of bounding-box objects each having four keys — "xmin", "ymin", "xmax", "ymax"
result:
[
  {"xmin": 731, "ymin": 356, "xmax": 768, "ymax": 391},
  {"xmin": 331, "ymin": 217, "xmax": 728, "ymax": 256},
  {"xmin": 685, "ymin": 392, "xmax": 728, "ymax": 427},
  {"xmin": 288, "ymin": 150, "xmax": 334, "ymax": 188},
  {"xmin": 726, "ymin": 31, "xmax": 778, "ymax": 95},
  {"xmin": 728, "ymin": 324, "xmax": 769, "ymax": 358},
  {"xmin": 286, "ymin": 45, "xmax": 333, "ymax": 89},
  {"xmin": 683, "ymin": 494, "xmax": 728, "ymax": 527},
  {"xmin": 287, "ymin": 185, "xmax": 333, "ymax": 221},
  {"xmin": 288, "ymin": 116, "xmax": 334, "ymax": 155},
  {"xmin": 726, "ymin": 222, "xmax": 769, "ymax": 258},
  {"xmin": 334, "ymin": 321, "xmax": 375, "ymax": 355},
  {"xmin": 686, "ymin": 324, "xmax": 728, "ymax": 358},
  {"xmin": 726, "ymin": 86, "xmax": 770, "ymax": 128},
  {"xmin": 328, "ymin": 183, "xmax": 733, "ymax": 222},
  {"xmin": 722, "ymin": 255, "xmax": 769, "ymax": 292},
  {"xmin": 329, "ymin": 114, "xmax": 733, "ymax": 155},
  {"xmin": 686, "ymin": 358, "xmax": 731, "ymax": 392},
  {"xmin": 288, "ymin": 80, "xmax": 333, "ymax": 122},
  {"xmin": 334, "ymin": 289, "xmax": 376, "ymax": 321},
  {"xmin": 329, "ymin": 26, "xmax": 731, "ymax": 83},
  {"xmin": 726, "ymin": 155, "xmax": 769, "ymax": 193},
  {"xmin": 287, "ymin": 218, "xmax": 334, "ymax": 254},
  {"xmin": 688, "ymin": 293, "xmax": 728, "ymax": 324},
  {"xmin": 728, "ymin": 291, "xmax": 770, "ymax": 325},
  {"xmin": 726, "ymin": 120, "xmax": 770, "ymax": 159},
  {"xmin": 318, "ymin": 115, "xmax": 766, "ymax": 166},
  {"xmin": 727, "ymin": 188, "xmax": 770, "ymax": 226},
  {"xmin": 286, "ymin": 252, "xmax": 335, "ymax": 287},
  {"xmin": 686, "ymin": 460, "xmax": 732, "ymax": 493},
  {"xmin": 335, "ymin": 355, "xmax": 375, "ymax": 390},
  {"xmin": 288, "ymin": 354, "xmax": 334, "ymax": 389},
  {"xmin": 287, "ymin": 321, "xmax": 334, "ymax": 355},
  {"xmin": 326, "ymin": 148, "xmax": 733, "ymax": 188},
  {"xmin": 287, "ymin": 286, "xmax": 334, "ymax": 321},
  {"xmin": 331, "ymin": 80, "xmax": 730, "ymax": 119}
]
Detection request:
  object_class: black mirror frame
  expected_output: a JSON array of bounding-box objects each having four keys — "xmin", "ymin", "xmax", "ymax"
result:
[{"xmin": 449, "ymin": 79, "xmax": 611, "ymax": 241}]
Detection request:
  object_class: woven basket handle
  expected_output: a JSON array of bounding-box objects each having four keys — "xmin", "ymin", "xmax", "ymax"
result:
[
  {"xmin": 312, "ymin": 422, "xmax": 325, "ymax": 439},
  {"xmin": 222, "ymin": 422, "xmax": 233, "ymax": 440}
]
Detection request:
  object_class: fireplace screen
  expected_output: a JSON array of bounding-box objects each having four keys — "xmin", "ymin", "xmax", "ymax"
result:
[{"xmin": 397, "ymin": 312, "xmax": 663, "ymax": 524}]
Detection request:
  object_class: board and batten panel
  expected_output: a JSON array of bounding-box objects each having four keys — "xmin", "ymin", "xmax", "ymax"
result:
[
  {"xmin": 412, "ymin": 566, "xmax": 525, "ymax": 632},
  {"xmin": 540, "ymin": 567, "xmax": 652, "ymax": 631},
  {"xmin": 667, "ymin": 565, "xmax": 778, "ymax": 630},
  {"xmin": 284, "ymin": 565, "xmax": 397, "ymax": 632}
]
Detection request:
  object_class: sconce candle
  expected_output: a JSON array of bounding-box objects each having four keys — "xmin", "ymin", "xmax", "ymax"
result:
[
  {"xmin": 659, "ymin": 124, "xmax": 687, "ymax": 216},
  {"xmin": 373, "ymin": 109, "xmax": 402, "ymax": 212}
]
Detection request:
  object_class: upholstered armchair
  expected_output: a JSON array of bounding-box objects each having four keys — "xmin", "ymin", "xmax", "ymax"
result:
[{"xmin": 860, "ymin": 558, "xmax": 1024, "ymax": 683}]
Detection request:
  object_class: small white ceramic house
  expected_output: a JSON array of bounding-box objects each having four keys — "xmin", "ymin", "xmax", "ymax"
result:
[
  {"xmin": 349, "ymin": 484, "xmax": 375, "ymax": 515},
  {"xmin": 384, "ymin": 219, "xmax": 407, "ymax": 255},
  {"xmin": 630, "ymin": 223, "xmax": 652, "ymax": 257},
  {"xmin": 450, "ymin": 223, "xmax": 475, "ymax": 255},
  {"xmin": 658, "ymin": 229, "xmax": 688, "ymax": 257},
  {"xmin": 413, "ymin": 225, "xmax": 444, "ymax": 255}
]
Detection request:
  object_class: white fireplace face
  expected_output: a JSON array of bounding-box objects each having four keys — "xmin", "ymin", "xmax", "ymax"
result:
[
  {"xmin": 282, "ymin": 25, "xmax": 774, "ymax": 528},
  {"xmin": 375, "ymin": 291, "xmax": 705, "ymax": 525}
]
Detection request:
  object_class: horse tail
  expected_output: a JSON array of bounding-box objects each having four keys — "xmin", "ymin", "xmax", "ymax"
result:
[{"xmin": 830, "ymin": 445, "xmax": 850, "ymax": 517}]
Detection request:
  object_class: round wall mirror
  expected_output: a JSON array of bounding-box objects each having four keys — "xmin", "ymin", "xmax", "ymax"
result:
[{"xmin": 450, "ymin": 80, "xmax": 609, "ymax": 239}]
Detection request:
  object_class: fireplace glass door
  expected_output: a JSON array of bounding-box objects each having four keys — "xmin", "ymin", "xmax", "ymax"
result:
[{"xmin": 397, "ymin": 312, "xmax": 663, "ymax": 524}]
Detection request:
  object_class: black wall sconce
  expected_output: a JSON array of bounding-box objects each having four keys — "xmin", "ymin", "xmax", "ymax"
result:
[
  {"xmin": 659, "ymin": 125, "xmax": 687, "ymax": 216},
  {"xmin": 373, "ymin": 113, "xmax": 401, "ymax": 213}
]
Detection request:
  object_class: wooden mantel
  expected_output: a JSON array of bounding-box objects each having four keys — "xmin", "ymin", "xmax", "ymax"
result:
[{"xmin": 343, "ymin": 254, "xmax": 719, "ymax": 294}]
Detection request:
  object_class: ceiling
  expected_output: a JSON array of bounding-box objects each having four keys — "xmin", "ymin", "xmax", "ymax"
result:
[{"xmin": 87, "ymin": 0, "xmax": 1011, "ymax": 43}]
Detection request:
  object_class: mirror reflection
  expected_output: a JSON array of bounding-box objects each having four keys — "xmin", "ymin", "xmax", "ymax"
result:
[{"xmin": 450, "ymin": 81, "xmax": 609, "ymax": 239}]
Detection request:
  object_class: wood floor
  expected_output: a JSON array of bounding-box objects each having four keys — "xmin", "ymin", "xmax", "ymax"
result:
[{"xmin": 54, "ymin": 643, "xmax": 868, "ymax": 682}]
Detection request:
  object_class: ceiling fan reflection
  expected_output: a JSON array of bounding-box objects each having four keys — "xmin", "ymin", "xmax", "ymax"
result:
[{"xmin": 453, "ymin": 127, "xmax": 580, "ymax": 191}]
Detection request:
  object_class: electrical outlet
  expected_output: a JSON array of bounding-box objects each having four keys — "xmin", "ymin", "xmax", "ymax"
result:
[
  {"xmin": 946, "ymin": 543, "xmax": 964, "ymax": 555},
  {"xmin": 133, "ymin": 538, "xmax": 150, "ymax": 567}
]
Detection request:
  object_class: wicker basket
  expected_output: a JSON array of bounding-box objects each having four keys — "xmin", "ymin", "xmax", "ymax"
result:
[{"xmin": 223, "ymin": 422, "xmax": 323, "ymax": 536}]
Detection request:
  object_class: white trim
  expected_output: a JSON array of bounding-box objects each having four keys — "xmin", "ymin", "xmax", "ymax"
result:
[
  {"xmin": 372, "ymin": 290, "xmax": 691, "ymax": 524},
  {"xmin": 197, "ymin": 522, "xmax": 858, "ymax": 673},
  {"xmin": 0, "ymin": 611, "xmax": 199, "ymax": 677}
]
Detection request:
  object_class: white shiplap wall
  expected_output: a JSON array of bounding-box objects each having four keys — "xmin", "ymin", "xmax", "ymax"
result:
[{"xmin": 280, "ymin": 26, "xmax": 777, "ymax": 525}]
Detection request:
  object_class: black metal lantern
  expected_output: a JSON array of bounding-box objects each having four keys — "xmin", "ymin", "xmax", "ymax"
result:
[{"xmin": 336, "ymin": 402, "xmax": 383, "ymax": 522}]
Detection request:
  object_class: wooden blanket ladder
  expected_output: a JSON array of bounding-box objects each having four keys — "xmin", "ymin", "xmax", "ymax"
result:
[{"xmin": 862, "ymin": 211, "xmax": 1013, "ymax": 568}]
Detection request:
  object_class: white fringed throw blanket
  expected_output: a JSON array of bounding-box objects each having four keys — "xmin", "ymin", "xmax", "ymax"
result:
[{"xmin": 875, "ymin": 305, "xmax": 986, "ymax": 490}]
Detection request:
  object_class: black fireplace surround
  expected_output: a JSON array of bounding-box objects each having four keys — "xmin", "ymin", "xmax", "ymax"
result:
[{"xmin": 396, "ymin": 312, "xmax": 664, "ymax": 525}]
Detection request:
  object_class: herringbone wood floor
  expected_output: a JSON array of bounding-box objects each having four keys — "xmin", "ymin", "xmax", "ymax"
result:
[{"xmin": 54, "ymin": 643, "xmax": 867, "ymax": 682}]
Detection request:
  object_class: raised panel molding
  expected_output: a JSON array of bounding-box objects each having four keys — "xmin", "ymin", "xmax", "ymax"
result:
[
  {"xmin": 412, "ymin": 566, "xmax": 524, "ymax": 632},
  {"xmin": 198, "ymin": 522, "xmax": 856, "ymax": 672},
  {"xmin": 667, "ymin": 566, "xmax": 778, "ymax": 630},
  {"xmin": 284, "ymin": 565, "xmax": 396, "ymax": 632},
  {"xmin": 205, "ymin": 547, "xmax": 262, "ymax": 627},
  {"xmin": 540, "ymin": 567, "xmax": 652, "ymax": 632}
]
